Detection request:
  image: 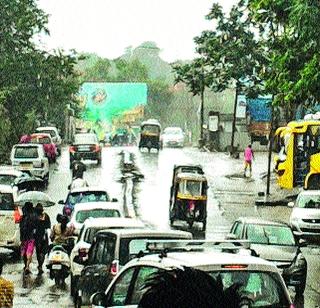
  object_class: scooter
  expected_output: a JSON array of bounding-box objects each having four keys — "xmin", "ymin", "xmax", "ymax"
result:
[{"xmin": 46, "ymin": 238, "xmax": 75, "ymax": 287}]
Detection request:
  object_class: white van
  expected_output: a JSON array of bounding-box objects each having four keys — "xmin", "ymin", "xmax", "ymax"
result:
[
  {"xmin": 10, "ymin": 144, "xmax": 49, "ymax": 184},
  {"xmin": 0, "ymin": 185, "xmax": 20, "ymax": 255}
]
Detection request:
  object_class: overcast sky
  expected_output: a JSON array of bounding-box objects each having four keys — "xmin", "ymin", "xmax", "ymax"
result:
[{"xmin": 37, "ymin": 0, "xmax": 235, "ymax": 62}]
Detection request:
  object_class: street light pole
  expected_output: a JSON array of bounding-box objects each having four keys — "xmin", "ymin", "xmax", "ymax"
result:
[{"xmin": 266, "ymin": 104, "xmax": 274, "ymax": 195}]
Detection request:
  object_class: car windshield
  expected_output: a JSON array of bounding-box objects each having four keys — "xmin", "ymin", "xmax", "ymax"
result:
[
  {"xmin": 38, "ymin": 130, "xmax": 56, "ymax": 137},
  {"xmin": 74, "ymin": 134, "xmax": 97, "ymax": 144},
  {"xmin": 209, "ymin": 271, "xmax": 290, "ymax": 307},
  {"xmin": 297, "ymin": 195, "xmax": 320, "ymax": 209},
  {"xmin": 67, "ymin": 191, "xmax": 109, "ymax": 205},
  {"xmin": 0, "ymin": 175, "xmax": 16, "ymax": 186},
  {"xmin": 0, "ymin": 192, "xmax": 14, "ymax": 211},
  {"xmin": 75, "ymin": 209, "xmax": 120, "ymax": 223},
  {"xmin": 14, "ymin": 147, "xmax": 38, "ymax": 159},
  {"xmin": 246, "ymin": 224, "xmax": 296, "ymax": 246}
]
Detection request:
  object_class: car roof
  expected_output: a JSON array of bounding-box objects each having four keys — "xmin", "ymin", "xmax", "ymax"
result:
[
  {"xmin": 164, "ymin": 127, "xmax": 182, "ymax": 131},
  {"xmin": 31, "ymin": 133, "xmax": 52, "ymax": 138},
  {"xmin": 13, "ymin": 143, "xmax": 42, "ymax": 148},
  {"xmin": 127, "ymin": 250, "xmax": 279, "ymax": 273},
  {"xmin": 176, "ymin": 172, "xmax": 207, "ymax": 181},
  {"xmin": 237, "ymin": 217, "xmax": 289, "ymax": 227},
  {"xmin": 95, "ymin": 228, "xmax": 192, "ymax": 239},
  {"xmin": 298, "ymin": 190, "xmax": 320, "ymax": 196},
  {"xmin": 69, "ymin": 186, "xmax": 108, "ymax": 194},
  {"xmin": 36, "ymin": 126, "xmax": 58, "ymax": 131},
  {"xmin": 72, "ymin": 202, "xmax": 120, "ymax": 212},
  {"xmin": 83, "ymin": 217, "xmax": 144, "ymax": 229},
  {"xmin": 0, "ymin": 185, "xmax": 14, "ymax": 193}
]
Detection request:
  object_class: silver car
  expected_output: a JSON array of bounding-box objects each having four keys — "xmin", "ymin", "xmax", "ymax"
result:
[
  {"xmin": 289, "ymin": 190, "xmax": 320, "ymax": 239},
  {"xmin": 161, "ymin": 127, "xmax": 185, "ymax": 148}
]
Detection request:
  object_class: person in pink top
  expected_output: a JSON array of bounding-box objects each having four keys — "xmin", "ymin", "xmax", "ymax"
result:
[{"xmin": 244, "ymin": 144, "xmax": 254, "ymax": 177}]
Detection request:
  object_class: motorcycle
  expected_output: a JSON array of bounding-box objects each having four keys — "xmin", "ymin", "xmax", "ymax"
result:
[{"xmin": 46, "ymin": 237, "xmax": 75, "ymax": 287}]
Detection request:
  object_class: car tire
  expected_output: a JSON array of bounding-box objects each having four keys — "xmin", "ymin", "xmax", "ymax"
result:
[
  {"xmin": 12, "ymin": 248, "xmax": 21, "ymax": 260},
  {"xmin": 97, "ymin": 157, "xmax": 101, "ymax": 166}
]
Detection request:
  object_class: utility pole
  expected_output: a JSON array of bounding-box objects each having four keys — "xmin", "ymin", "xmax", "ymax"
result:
[
  {"xmin": 266, "ymin": 103, "xmax": 274, "ymax": 195},
  {"xmin": 230, "ymin": 85, "xmax": 239, "ymax": 154}
]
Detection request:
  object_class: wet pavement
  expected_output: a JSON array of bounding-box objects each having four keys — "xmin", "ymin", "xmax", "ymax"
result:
[{"xmin": 2, "ymin": 146, "xmax": 320, "ymax": 307}]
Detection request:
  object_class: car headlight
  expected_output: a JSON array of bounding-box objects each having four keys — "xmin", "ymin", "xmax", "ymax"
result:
[{"xmin": 295, "ymin": 253, "xmax": 307, "ymax": 268}]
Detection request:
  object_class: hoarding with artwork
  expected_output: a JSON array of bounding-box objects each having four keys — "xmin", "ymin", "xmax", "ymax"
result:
[{"xmin": 79, "ymin": 82, "xmax": 148, "ymax": 123}]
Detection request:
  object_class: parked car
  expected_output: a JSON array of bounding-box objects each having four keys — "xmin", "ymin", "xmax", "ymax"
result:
[
  {"xmin": 227, "ymin": 217, "xmax": 307, "ymax": 295},
  {"xmin": 10, "ymin": 144, "xmax": 49, "ymax": 184},
  {"xmin": 69, "ymin": 133, "xmax": 101, "ymax": 167},
  {"xmin": 0, "ymin": 185, "xmax": 20, "ymax": 256},
  {"xmin": 289, "ymin": 190, "xmax": 320, "ymax": 241},
  {"xmin": 70, "ymin": 217, "xmax": 145, "ymax": 300},
  {"xmin": 30, "ymin": 133, "xmax": 57, "ymax": 163},
  {"xmin": 90, "ymin": 240, "xmax": 293, "ymax": 308},
  {"xmin": 69, "ymin": 202, "xmax": 123, "ymax": 235},
  {"xmin": 59, "ymin": 187, "xmax": 116, "ymax": 217},
  {"xmin": 36, "ymin": 126, "xmax": 62, "ymax": 155},
  {"xmin": 161, "ymin": 127, "xmax": 185, "ymax": 148},
  {"xmin": 75, "ymin": 228, "xmax": 192, "ymax": 306}
]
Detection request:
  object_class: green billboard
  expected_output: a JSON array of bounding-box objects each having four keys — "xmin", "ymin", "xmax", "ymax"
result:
[{"xmin": 79, "ymin": 82, "xmax": 148, "ymax": 123}]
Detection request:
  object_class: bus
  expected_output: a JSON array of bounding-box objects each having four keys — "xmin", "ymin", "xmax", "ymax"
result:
[{"xmin": 274, "ymin": 120, "xmax": 320, "ymax": 189}]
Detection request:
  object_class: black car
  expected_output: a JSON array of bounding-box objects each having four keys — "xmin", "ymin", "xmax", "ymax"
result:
[
  {"xmin": 227, "ymin": 217, "xmax": 307, "ymax": 295},
  {"xmin": 69, "ymin": 133, "xmax": 101, "ymax": 166}
]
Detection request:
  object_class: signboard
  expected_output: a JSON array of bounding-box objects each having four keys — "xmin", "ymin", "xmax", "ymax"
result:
[
  {"xmin": 209, "ymin": 115, "xmax": 219, "ymax": 132},
  {"xmin": 236, "ymin": 95, "xmax": 247, "ymax": 118},
  {"xmin": 78, "ymin": 82, "xmax": 148, "ymax": 123}
]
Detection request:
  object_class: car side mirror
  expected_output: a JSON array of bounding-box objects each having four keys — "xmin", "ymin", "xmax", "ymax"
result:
[
  {"xmin": 298, "ymin": 239, "xmax": 308, "ymax": 247},
  {"xmin": 90, "ymin": 291, "xmax": 108, "ymax": 307},
  {"xmin": 288, "ymin": 202, "xmax": 294, "ymax": 208},
  {"xmin": 58, "ymin": 200, "xmax": 64, "ymax": 205},
  {"xmin": 112, "ymin": 198, "xmax": 118, "ymax": 202}
]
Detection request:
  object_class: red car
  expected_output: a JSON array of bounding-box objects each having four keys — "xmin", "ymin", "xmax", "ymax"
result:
[{"xmin": 30, "ymin": 133, "xmax": 57, "ymax": 163}]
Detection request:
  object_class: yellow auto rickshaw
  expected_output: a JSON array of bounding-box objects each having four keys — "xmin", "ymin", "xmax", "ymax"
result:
[
  {"xmin": 138, "ymin": 119, "xmax": 162, "ymax": 151},
  {"xmin": 169, "ymin": 165, "xmax": 207, "ymax": 231}
]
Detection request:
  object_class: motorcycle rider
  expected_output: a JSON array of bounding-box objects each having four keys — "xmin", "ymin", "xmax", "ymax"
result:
[
  {"xmin": 71, "ymin": 160, "xmax": 86, "ymax": 179},
  {"xmin": 50, "ymin": 214, "xmax": 74, "ymax": 248}
]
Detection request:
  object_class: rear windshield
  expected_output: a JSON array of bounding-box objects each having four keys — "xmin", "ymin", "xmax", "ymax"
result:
[
  {"xmin": 142, "ymin": 125, "xmax": 160, "ymax": 134},
  {"xmin": 0, "ymin": 175, "xmax": 16, "ymax": 186},
  {"xmin": 75, "ymin": 209, "xmax": 120, "ymax": 223},
  {"xmin": 297, "ymin": 194, "xmax": 320, "ymax": 209},
  {"xmin": 164, "ymin": 128, "xmax": 182, "ymax": 135},
  {"xmin": 209, "ymin": 271, "xmax": 290, "ymax": 307},
  {"xmin": 83, "ymin": 227, "xmax": 105, "ymax": 243},
  {"xmin": 74, "ymin": 134, "xmax": 97, "ymax": 144},
  {"xmin": 67, "ymin": 191, "xmax": 109, "ymax": 205},
  {"xmin": 38, "ymin": 129, "xmax": 56, "ymax": 137},
  {"xmin": 246, "ymin": 224, "xmax": 296, "ymax": 246},
  {"xmin": 14, "ymin": 147, "xmax": 38, "ymax": 159},
  {"xmin": 31, "ymin": 137, "xmax": 51, "ymax": 144},
  {"xmin": 0, "ymin": 192, "xmax": 14, "ymax": 210}
]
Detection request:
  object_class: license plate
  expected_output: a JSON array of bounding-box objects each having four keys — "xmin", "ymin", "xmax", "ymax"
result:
[
  {"xmin": 52, "ymin": 264, "xmax": 62, "ymax": 270},
  {"xmin": 78, "ymin": 146, "xmax": 90, "ymax": 152},
  {"xmin": 20, "ymin": 163, "xmax": 32, "ymax": 170}
]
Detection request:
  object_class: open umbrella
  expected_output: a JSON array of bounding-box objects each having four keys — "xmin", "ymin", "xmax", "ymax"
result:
[{"xmin": 17, "ymin": 191, "xmax": 55, "ymax": 207}]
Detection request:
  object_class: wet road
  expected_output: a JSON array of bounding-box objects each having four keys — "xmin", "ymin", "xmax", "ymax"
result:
[{"xmin": 3, "ymin": 146, "xmax": 320, "ymax": 307}]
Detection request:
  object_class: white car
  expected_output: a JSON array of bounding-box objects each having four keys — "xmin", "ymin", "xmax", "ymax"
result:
[
  {"xmin": 10, "ymin": 144, "xmax": 49, "ymax": 183},
  {"xmin": 289, "ymin": 190, "xmax": 320, "ymax": 240},
  {"xmin": 69, "ymin": 202, "xmax": 123, "ymax": 235},
  {"xmin": 70, "ymin": 217, "xmax": 145, "ymax": 298},
  {"xmin": 91, "ymin": 241, "xmax": 293, "ymax": 308},
  {"xmin": 36, "ymin": 126, "xmax": 62, "ymax": 155},
  {"xmin": 161, "ymin": 127, "xmax": 185, "ymax": 148},
  {"xmin": 0, "ymin": 185, "xmax": 20, "ymax": 256}
]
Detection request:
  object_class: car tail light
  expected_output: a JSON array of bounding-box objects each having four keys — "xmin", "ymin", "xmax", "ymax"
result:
[
  {"xmin": 289, "ymin": 305, "xmax": 295, "ymax": 308},
  {"xmin": 221, "ymin": 264, "xmax": 248, "ymax": 269},
  {"xmin": 91, "ymin": 144, "xmax": 101, "ymax": 152},
  {"xmin": 110, "ymin": 260, "xmax": 119, "ymax": 276},
  {"xmin": 69, "ymin": 146, "xmax": 76, "ymax": 153}
]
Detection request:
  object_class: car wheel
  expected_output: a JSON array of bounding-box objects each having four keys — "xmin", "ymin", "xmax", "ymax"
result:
[
  {"xmin": 97, "ymin": 157, "xmax": 101, "ymax": 166},
  {"xmin": 12, "ymin": 248, "xmax": 21, "ymax": 260}
]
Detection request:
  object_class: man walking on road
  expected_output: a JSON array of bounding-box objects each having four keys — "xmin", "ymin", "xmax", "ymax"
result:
[
  {"xmin": 0, "ymin": 258, "xmax": 14, "ymax": 307},
  {"xmin": 244, "ymin": 144, "xmax": 254, "ymax": 178}
]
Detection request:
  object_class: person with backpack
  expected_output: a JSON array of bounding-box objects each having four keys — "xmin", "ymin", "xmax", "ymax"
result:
[{"xmin": 20, "ymin": 202, "xmax": 37, "ymax": 275}]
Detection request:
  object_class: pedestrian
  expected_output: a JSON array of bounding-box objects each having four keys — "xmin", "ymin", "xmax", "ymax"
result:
[
  {"xmin": 138, "ymin": 267, "xmax": 248, "ymax": 308},
  {"xmin": 71, "ymin": 160, "xmax": 86, "ymax": 179},
  {"xmin": 19, "ymin": 202, "xmax": 37, "ymax": 275},
  {"xmin": 244, "ymin": 144, "xmax": 254, "ymax": 178},
  {"xmin": 0, "ymin": 258, "xmax": 14, "ymax": 307},
  {"xmin": 34, "ymin": 203, "xmax": 51, "ymax": 275}
]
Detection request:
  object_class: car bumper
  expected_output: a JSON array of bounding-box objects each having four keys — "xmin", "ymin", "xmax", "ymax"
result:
[
  {"xmin": 291, "ymin": 222, "xmax": 320, "ymax": 238},
  {"xmin": 70, "ymin": 152, "xmax": 100, "ymax": 161},
  {"xmin": 164, "ymin": 141, "xmax": 184, "ymax": 147}
]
